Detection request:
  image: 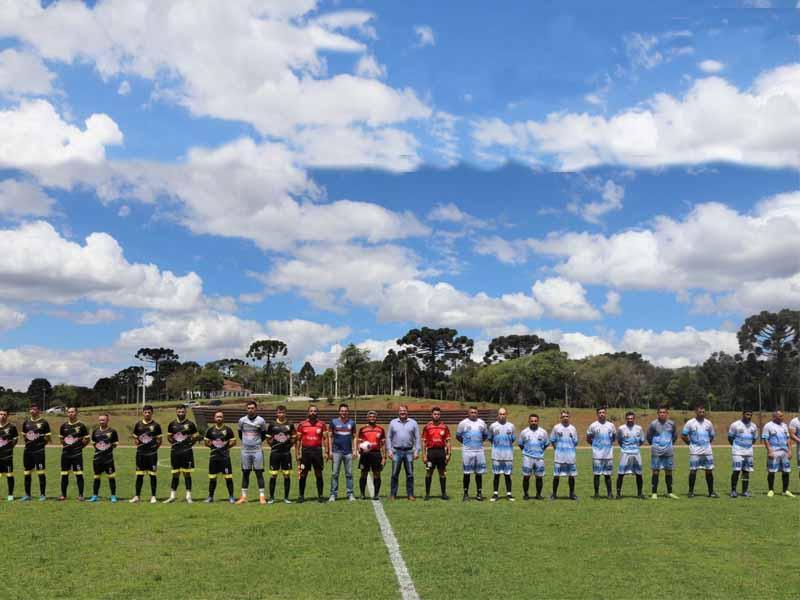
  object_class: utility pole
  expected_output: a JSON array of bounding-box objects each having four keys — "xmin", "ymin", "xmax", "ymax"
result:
[
  {"xmin": 335, "ymin": 365, "xmax": 339, "ymax": 399},
  {"xmin": 564, "ymin": 381, "xmax": 569, "ymax": 408}
]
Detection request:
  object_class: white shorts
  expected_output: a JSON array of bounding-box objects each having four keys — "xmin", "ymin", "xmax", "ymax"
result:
[
  {"xmin": 492, "ymin": 460, "xmax": 513, "ymax": 475},
  {"xmin": 521, "ymin": 456, "xmax": 545, "ymax": 477},
  {"xmin": 731, "ymin": 455, "xmax": 754, "ymax": 472},
  {"xmin": 618, "ymin": 453, "xmax": 643, "ymax": 475},
  {"xmin": 767, "ymin": 451, "xmax": 791, "ymax": 473},
  {"xmin": 554, "ymin": 462, "xmax": 577, "ymax": 477},
  {"xmin": 462, "ymin": 451, "xmax": 486, "ymax": 475},
  {"xmin": 241, "ymin": 450, "xmax": 264, "ymax": 471},
  {"xmin": 592, "ymin": 459, "xmax": 613, "ymax": 475},
  {"xmin": 689, "ymin": 454, "xmax": 714, "ymax": 471}
]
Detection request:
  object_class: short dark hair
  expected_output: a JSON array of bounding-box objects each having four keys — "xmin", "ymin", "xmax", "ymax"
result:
[
  {"xmin": 30, "ymin": 403, "xmax": 39, "ymax": 410},
  {"xmin": 276, "ymin": 405, "xmax": 286, "ymax": 411},
  {"xmin": 468, "ymin": 406, "xmax": 478, "ymax": 411},
  {"xmin": 694, "ymin": 403, "xmax": 705, "ymax": 411},
  {"xmin": 658, "ymin": 404, "xmax": 669, "ymax": 411},
  {"xmin": 560, "ymin": 410, "xmax": 569, "ymax": 416},
  {"xmin": 338, "ymin": 403, "xmax": 349, "ymax": 410},
  {"xmin": 596, "ymin": 406, "xmax": 607, "ymax": 413},
  {"xmin": 431, "ymin": 406, "xmax": 441, "ymax": 413},
  {"xmin": 625, "ymin": 411, "xmax": 635, "ymax": 418},
  {"xmin": 246, "ymin": 401, "xmax": 257, "ymax": 408},
  {"xmin": 529, "ymin": 413, "xmax": 539, "ymax": 419},
  {"xmin": 214, "ymin": 410, "xmax": 224, "ymax": 418},
  {"xmin": 142, "ymin": 404, "xmax": 154, "ymax": 412},
  {"xmin": 67, "ymin": 405, "xmax": 77, "ymax": 411}
]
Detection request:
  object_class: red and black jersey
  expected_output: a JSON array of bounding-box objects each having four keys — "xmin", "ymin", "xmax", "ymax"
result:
[
  {"xmin": 296, "ymin": 419, "xmax": 326, "ymax": 448},
  {"xmin": 423, "ymin": 422, "xmax": 451, "ymax": 449},
  {"xmin": 358, "ymin": 425, "xmax": 386, "ymax": 452}
]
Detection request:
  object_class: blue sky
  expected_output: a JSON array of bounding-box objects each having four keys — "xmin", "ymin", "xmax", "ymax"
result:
[{"xmin": 0, "ymin": 0, "xmax": 798, "ymax": 388}]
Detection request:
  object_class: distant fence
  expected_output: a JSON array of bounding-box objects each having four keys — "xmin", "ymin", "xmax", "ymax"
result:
[{"xmin": 192, "ymin": 405, "xmax": 494, "ymax": 431}]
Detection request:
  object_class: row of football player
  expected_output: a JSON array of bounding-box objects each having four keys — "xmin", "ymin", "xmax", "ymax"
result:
[{"xmin": 0, "ymin": 402, "xmax": 798, "ymax": 503}]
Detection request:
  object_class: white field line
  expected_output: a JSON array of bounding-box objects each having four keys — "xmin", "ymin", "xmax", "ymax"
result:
[{"xmin": 367, "ymin": 477, "xmax": 420, "ymax": 600}]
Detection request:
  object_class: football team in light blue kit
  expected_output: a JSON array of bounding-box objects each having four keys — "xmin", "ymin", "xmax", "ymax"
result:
[{"xmin": 451, "ymin": 404, "xmax": 797, "ymax": 503}]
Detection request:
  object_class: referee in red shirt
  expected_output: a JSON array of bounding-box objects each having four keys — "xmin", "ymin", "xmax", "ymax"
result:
[
  {"xmin": 422, "ymin": 407, "xmax": 452, "ymax": 500},
  {"xmin": 295, "ymin": 405, "xmax": 328, "ymax": 503}
]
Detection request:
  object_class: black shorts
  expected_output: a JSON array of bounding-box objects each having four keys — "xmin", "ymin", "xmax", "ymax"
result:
[
  {"xmin": 23, "ymin": 449, "xmax": 45, "ymax": 473},
  {"xmin": 425, "ymin": 447, "xmax": 447, "ymax": 471},
  {"xmin": 359, "ymin": 451, "xmax": 384, "ymax": 471},
  {"xmin": 0, "ymin": 457, "xmax": 12, "ymax": 475},
  {"xmin": 61, "ymin": 453, "xmax": 84, "ymax": 473},
  {"xmin": 299, "ymin": 447, "xmax": 324, "ymax": 473},
  {"xmin": 209, "ymin": 456, "xmax": 233, "ymax": 477},
  {"xmin": 170, "ymin": 450, "xmax": 195, "ymax": 472},
  {"xmin": 136, "ymin": 452, "xmax": 158, "ymax": 474},
  {"xmin": 269, "ymin": 451, "xmax": 292, "ymax": 474},
  {"xmin": 93, "ymin": 456, "xmax": 116, "ymax": 476}
]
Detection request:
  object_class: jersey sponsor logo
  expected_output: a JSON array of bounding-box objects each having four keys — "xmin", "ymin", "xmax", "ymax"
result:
[
  {"xmin": 173, "ymin": 432, "xmax": 186, "ymax": 442},
  {"xmin": 25, "ymin": 430, "xmax": 39, "ymax": 441},
  {"xmin": 64, "ymin": 435, "xmax": 76, "ymax": 445},
  {"xmin": 139, "ymin": 433, "xmax": 152, "ymax": 444},
  {"xmin": 273, "ymin": 432, "xmax": 289, "ymax": 443},
  {"xmin": 0, "ymin": 438, "xmax": 7, "ymax": 447},
  {"xmin": 212, "ymin": 439, "xmax": 226, "ymax": 448},
  {"xmin": 95, "ymin": 441, "xmax": 110, "ymax": 451},
  {"xmin": 244, "ymin": 432, "xmax": 259, "ymax": 440}
]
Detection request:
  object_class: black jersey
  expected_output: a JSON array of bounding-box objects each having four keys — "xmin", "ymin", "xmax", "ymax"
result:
[
  {"xmin": 133, "ymin": 420, "xmax": 162, "ymax": 456},
  {"xmin": 91, "ymin": 427, "xmax": 119, "ymax": 460},
  {"xmin": 167, "ymin": 419, "xmax": 198, "ymax": 453},
  {"xmin": 267, "ymin": 420, "xmax": 294, "ymax": 453},
  {"xmin": 205, "ymin": 425, "xmax": 235, "ymax": 460},
  {"xmin": 0, "ymin": 422, "xmax": 18, "ymax": 460},
  {"xmin": 22, "ymin": 418, "xmax": 50, "ymax": 452},
  {"xmin": 60, "ymin": 421, "xmax": 89, "ymax": 458}
]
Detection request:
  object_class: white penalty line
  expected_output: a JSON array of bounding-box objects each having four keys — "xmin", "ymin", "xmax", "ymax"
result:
[{"xmin": 366, "ymin": 477, "xmax": 420, "ymax": 600}]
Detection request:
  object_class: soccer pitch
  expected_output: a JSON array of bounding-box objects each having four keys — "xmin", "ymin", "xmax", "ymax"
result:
[{"xmin": 3, "ymin": 446, "xmax": 798, "ymax": 599}]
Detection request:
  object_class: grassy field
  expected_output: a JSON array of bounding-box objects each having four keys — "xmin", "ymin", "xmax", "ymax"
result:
[{"xmin": 2, "ymin": 444, "xmax": 798, "ymax": 599}]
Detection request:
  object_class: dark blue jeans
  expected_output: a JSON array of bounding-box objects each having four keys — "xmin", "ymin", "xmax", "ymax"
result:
[{"xmin": 390, "ymin": 448, "xmax": 414, "ymax": 497}]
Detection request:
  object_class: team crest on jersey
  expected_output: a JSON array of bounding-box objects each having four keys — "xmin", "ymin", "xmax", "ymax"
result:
[{"xmin": 316, "ymin": 428, "xmax": 322, "ymax": 435}]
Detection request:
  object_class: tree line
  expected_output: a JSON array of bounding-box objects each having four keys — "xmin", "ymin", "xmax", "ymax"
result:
[{"xmin": 1, "ymin": 309, "xmax": 797, "ymax": 412}]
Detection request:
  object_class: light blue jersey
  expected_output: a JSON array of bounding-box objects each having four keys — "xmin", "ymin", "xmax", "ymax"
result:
[
  {"xmin": 728, "ymin": 420, "xmax": 759, "ymax": 457},
  {"xmin": 518, "ymin": 427, "xmax": 549, "ymax": 459},
  {"xmin": 456, "ymin": 418, "xmax": 488, "ymax": 452},
  {"xmin": 586, "ymin": 421, "xmax": 615, "ymax": 460},
  {"xmin": 550, "ymin": 423, "xmax": 578, "ymax": 464},
  {"xmin": 617, "ymin": 424, "xmax": 644, "ymax": 455},
  {"xmin": 489, "ymin": 421, "xmax": 516, "ymax": 462},
  {"xmin": 762, "ymin": 421, "xmax": 789, "ymax": 452},
  {"xmin": 682, "ymin": 418, "xmax": 715, "ymax": 456}
]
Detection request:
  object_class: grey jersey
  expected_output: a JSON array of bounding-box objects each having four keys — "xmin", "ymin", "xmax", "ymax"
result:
[
  {"xmin": 237, "ymin": 415, "xmax": 267, "ymax": 452},
  {"xmin": 646, "ymin": 419, "xmax": 677, "ymax": 457}
]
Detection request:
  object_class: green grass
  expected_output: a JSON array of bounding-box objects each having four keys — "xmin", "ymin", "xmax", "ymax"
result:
[{"xmin": 1, "ymin": 446, "xmax": 798, "ymax": 599}]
